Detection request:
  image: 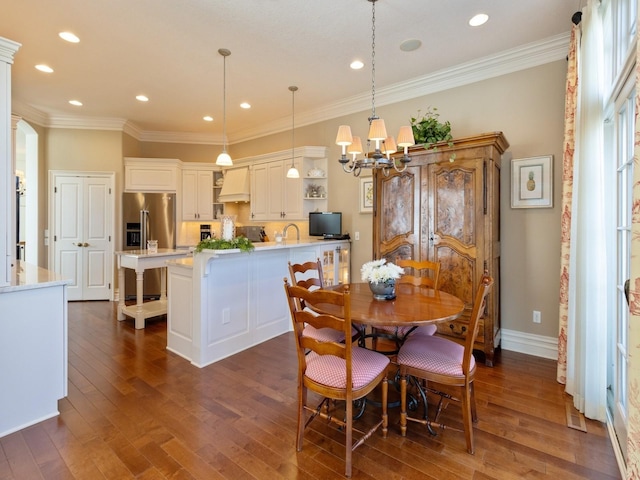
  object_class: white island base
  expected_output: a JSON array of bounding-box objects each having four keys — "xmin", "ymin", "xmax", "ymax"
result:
[
  {"xmin": 167, "ymin": 240, "xmax": 349, "ymax": 368},
  {"xmin": 0, "ymin": 262, "xmax": 69, "ymax": 438}
]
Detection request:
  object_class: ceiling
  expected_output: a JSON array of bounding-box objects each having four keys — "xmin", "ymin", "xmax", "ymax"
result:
[{"xmin": 2, "ymin": 0, "xmax": 578, "ymax": 145}]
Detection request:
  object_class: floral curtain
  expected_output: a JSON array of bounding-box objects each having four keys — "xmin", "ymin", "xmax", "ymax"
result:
[
  {"xmin": 557, "ymin": 0, "xmax": 607, "ymax": 422},
  {"xmin": 557, "ymin": 20, "xmax": 578, "ymax": 387}
]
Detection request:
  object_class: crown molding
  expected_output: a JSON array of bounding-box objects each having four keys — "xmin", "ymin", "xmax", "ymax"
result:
[
  {"xmin": 12, "ymin": 32, "xmax": 570, "ymax": 144},
  {"xmin": 0, "ymin": 37, "xmax": 21, "ymax": 64},
  {"xmin": 137, "ymin": 130, "xmax": 223, "ymax": 145}
]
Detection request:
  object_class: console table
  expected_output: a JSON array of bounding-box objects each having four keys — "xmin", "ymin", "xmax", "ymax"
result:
[{"xmin": 116, "ymin": 249, "xmax": 188, "ymax": 329}]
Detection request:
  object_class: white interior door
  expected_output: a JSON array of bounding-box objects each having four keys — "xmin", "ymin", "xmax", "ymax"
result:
[{"xmin": 53, "ymin": 173, "xmax": 113, "ymax": 301}]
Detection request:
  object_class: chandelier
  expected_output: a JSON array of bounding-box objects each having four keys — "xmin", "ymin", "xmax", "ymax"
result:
[{"xmin": 336, "ymin": 0, "xmax": 415, "ymax": 177}]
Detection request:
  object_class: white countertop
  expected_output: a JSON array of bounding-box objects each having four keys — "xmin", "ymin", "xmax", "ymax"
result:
[
  {"xmin": 115, "ymin": 248, "xmax": 191, "ymax": 258},
  {"xmin": 0, "ymin": 261, "xmax": 71, "ymax": 294},
  {"xmin": 167, "ymin": 238, "xmax": 349, "ymax": 269}
]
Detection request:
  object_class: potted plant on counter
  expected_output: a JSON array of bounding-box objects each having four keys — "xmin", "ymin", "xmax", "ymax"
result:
[{"xmin": 195, "ymin": 236, "xmax": 255, "ymax": 253}]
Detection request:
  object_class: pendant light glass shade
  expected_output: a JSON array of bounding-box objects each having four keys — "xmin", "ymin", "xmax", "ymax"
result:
[
  {"xmin": 216, "ymin": 48, "xmax": 233, "ymax": 166},
  {"xmin": 286, "ymin": 86, "xmax": 300, "ymax": 178},
  {"xmin": 216, "ymin": 151, "xmax": 232, "ymax": 166}
]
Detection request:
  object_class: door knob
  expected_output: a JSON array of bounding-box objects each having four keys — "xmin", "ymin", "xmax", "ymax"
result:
[
  {"xmin": 83, "ymin": 242, "xmax": 90, "ymax": 247},
  {"xmin": 431, "ymin": 233, "xmax": 441, "ymax": 245}
]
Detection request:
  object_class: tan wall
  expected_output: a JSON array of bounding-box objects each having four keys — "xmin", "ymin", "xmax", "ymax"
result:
[
  {"xmin": 231, "ymin": 60, "xmax": 566, "ymax": 339},
  {"xmin": 29, "ymin": 59, "xmax": 565, "ymax": 339}
]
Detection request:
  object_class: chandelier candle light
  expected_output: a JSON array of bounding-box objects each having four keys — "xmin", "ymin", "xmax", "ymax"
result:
[
  {"xmin": 336, "ymin": 0, "xmax": 415, "ymax": 177},
  {"xmin": 361, "ymin": 259, "xmax": 404, "ymax": 300}
]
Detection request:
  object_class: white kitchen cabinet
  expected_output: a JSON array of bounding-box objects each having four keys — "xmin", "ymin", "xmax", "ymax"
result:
[
  {"xmin": 250, "ymin": 158, "xmax": 302, "ymax": 221},
  {"xmin": 246, "ymin": 146, "xmax": 328, "ymax": 221},
  {"xmin": 124, "ymin": 157, "xmax": 180, "ymax": 192},
  {"xmin": 182, "ymin": 165, "xmax": 214, "ymax": 221}
]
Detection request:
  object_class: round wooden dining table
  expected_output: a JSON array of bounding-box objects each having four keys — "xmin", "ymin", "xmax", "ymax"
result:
[{"xmin": 325, "ymin": 282, "xmax": 465, "ymax": 328}]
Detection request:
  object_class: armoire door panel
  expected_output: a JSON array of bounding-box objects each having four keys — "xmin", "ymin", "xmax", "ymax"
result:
[
  {"xmin": 376, "ymin": 167, "xmax": 420, "ymax": 261},
  {"xmin": 429, "ymin": 159, "xmax": 483, "ymax": 248}
]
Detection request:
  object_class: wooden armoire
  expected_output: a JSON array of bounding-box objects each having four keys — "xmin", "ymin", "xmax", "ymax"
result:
[{"xmin": 373, "ymin": 132, "xmax": 509, "ymax": 366}]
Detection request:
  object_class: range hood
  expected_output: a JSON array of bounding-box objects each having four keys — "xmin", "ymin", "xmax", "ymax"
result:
[{"xmin": 218, "ymin": 167, "xmax": 250, "ymax": 203}]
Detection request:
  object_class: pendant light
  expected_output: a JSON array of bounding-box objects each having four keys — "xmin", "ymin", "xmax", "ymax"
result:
[
  {"xmin": 335, "ymin": 0, "xmax": 414, "ymax": 177},
  {"xmin": 286, "ymin": 86, "xmax": 300, "ymax": 178},
  {"xmin": 216, "ymin": 48, "xmax": 233, "ymax": 166}
]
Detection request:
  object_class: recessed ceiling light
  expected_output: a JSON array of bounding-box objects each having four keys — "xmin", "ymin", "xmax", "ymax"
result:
[
  {"xmin": 69, "ymin": 100, "xmax": 83, "ymax": 106},
  {"xmin": 59, "ymin": 32, "xmax": 80, "ymax": 43},
  {"xmin": 350, "ymin": 60, "xmax": 364, "ymax": 70},
  {"xmin": 399, "ymin": 39, "xmax": 422, "ymax": 52},
  {"xmin": 240, "ymin": 102, "xmax": 251, "ymax": 109},
  {"xmin": 35, "ymin": 64, "xmax": 53, "ymax": 73},
  {"xmin": 136, "ymin": 95, "xmax": 149, "ymax": 102},
  {"xmin": 203, "ymin": 116, "xmax": 213, "ymax": 122},
  {"xmin": 469, "ymin": 13, "xmax": 489, "ymax": 27}
]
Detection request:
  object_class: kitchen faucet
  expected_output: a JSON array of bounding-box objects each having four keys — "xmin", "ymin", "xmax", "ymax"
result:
[{"xmin": 283, "ymin": 223, "xmax": 300, "ymax": 241}]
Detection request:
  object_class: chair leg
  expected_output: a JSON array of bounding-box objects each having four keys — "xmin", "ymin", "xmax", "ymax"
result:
[
  {"xmin": 296, "ymin": 385, "xmax": 306, "ymax": 451},
  {"xmin": 382, "ymin": 375, "xmax": 389, "ymax": 438},
  {"xmin": 345, "ymin": 394, "xmax": 353, "ymax": 478},
  {"xmin": 400, "ymin": 374, "xmax": 407, "ymax": 437},
  {"xmin": 470, "ymin": 381, "xmax": 478, "ymax": 423},
  {"xmin": 460, "ymin": 385, "xmax": 474, "ymax": 454}
]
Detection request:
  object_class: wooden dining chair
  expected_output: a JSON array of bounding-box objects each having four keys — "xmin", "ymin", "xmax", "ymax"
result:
[
  {"xmin": 288, "ymin": 259, "xmax": 359, "ymax": 343},
  {"xmin": 372, "ymin": 259, "xmax": 441, "ymax": 352},
  {"xmin": 398, "ymin": 272, "xmax": 493, "ymax": 454},
  {"xmin": 283, "ymin": 278, "xmax": 389, "ymax": 478}
]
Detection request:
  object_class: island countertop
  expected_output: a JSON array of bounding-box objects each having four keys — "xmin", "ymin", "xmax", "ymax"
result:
[
  {"xmin": 0, "ymin": 261, "xmax": 71, "ymax": 294},
  {"xmin": 167, "ymin": 239, "xmax": 348, "ymax": 269}
]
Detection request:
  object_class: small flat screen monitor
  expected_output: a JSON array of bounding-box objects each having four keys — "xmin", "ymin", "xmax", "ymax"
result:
[{"xmin": 309, "ymin": 212, "xmax": 342, "ymax": 238}]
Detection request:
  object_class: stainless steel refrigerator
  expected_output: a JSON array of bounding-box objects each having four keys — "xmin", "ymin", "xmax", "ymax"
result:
[{"xmin": 122, "ymin": 192, "xmax": 176, "ymax": 300}]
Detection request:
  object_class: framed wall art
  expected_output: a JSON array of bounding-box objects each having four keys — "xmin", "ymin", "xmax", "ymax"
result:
[
  {"xmin": 511, "ymin": 155, "xmax": 553, "ymax": 209},
  {"xmin": 360, "ymin": 177, "xmax": 374, "ymax": 213}
]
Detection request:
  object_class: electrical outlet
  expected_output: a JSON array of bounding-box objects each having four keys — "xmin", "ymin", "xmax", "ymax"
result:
[
  {"xmin": 533, "ymin": 310, "xmax": 541, "ymax": 324},
  {"xmin": 355, "ymin": 231, "xmax": 360, "ymax": 241}
]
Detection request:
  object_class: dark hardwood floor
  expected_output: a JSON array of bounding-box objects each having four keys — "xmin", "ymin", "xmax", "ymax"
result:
[{"xmin": 0, "ymin": 301, "xmax": 621, "ymax": 479}]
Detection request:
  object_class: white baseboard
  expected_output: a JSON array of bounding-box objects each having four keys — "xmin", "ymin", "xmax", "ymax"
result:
[
  {"xmin": 501, "ymin": 329, "xmax": 558, "ymax": 360},
  {"xmin": 606, "ymin": 408, "xmax": 627, "ymax": 479}
]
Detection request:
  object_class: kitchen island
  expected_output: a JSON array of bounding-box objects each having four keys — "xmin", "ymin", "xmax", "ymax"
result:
[
  {"xmin": 166, "ymin": 239, "xmax": 349, "ymax": 367},
  {"xmin": 0, "ymin": 262, "xmax": 69, "ymax": 438}
]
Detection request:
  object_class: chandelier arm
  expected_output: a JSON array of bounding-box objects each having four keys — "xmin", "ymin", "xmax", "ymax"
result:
[
  {"xmin": 342, "ymin": 162, "xmax": 357, "ymax": 173},
  {"xmin": 392, "ymin": 161, "xmax": 408, "ymax": 174}
]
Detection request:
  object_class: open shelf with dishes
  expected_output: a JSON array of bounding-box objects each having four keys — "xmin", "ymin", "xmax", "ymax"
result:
[
  {"xmin": 302, "ymin": 156, "xmax": 328, "ymax": 215},
  {"xmin": 212, "ymin": 170, "xmax": 225, "ymax": 220}
]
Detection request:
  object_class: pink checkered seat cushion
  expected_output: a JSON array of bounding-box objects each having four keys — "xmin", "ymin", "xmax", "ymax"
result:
[
  {"xmin": 375, "ymin": 325, "xmax": 413, "ymax": 336},
  {"xmin": 398, "ymin": 334, "xmax": 474, "ymax": 377},
  {"xmin": 305, "ymin": 348, "xmax": 390, "ymax": 389},
  {"xmin": 375, "ymin": 324, "xmax": 436, "ymax": 338},
  {"xmin": 407, "ymin": 324, "xmax": 437, "ymax": 337}
]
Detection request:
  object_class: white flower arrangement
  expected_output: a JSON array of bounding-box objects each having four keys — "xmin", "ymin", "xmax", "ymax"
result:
[{"xmin": 361, "ymin": 259, "xmax": 404, "ymax": 284}]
